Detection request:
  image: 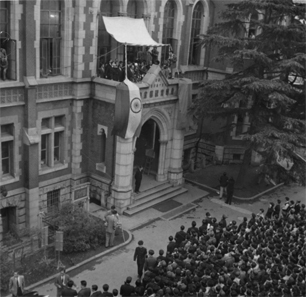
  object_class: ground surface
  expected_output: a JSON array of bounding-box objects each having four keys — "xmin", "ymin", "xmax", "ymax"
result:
[{"xmin": 185, "ymin": 164, "xmax": 275, "ymax": 197}]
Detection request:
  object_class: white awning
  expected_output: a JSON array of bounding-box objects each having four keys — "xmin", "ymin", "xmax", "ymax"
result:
[{"xmin": 102, "ymin": 16, "xmax": 167, "ymax": 47}]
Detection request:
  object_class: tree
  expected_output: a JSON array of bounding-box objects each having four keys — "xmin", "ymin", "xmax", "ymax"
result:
[{"xmin": 192, "ymin": 0, "xmax": 306, "ymax": 186}]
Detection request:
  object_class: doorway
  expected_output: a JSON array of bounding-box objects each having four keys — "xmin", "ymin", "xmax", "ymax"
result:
[
  {"xmin": 134, "ymin": 119, "xmax": 160, "ymax": 175},
  {"xmin": 1, "ymin": 206, "xmax": 17, "ymax": 234}
]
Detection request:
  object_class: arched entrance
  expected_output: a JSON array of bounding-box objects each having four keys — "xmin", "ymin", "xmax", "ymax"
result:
[{"xmin": 134, "ymin": 119, "xmax": 160, "ymax": 176}]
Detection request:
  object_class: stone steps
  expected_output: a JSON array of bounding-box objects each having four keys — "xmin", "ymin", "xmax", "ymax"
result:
[{"xmin": 123, "ymin": 182, "xmax": 188, "ymax": 216}]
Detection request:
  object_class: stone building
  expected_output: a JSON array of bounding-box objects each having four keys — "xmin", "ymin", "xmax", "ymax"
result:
[{"xmin": 0, "ymin": 0, "xmax": 234, "ymax": 241}]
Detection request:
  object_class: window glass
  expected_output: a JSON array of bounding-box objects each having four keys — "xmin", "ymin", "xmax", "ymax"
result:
[
  {"xmin": 54, "ymin": 132, "xmax": 60, "ymax": 162},
  {"xmin": 1, "ymin": 141, "xmax": 10, "ymax": 174},
  {"xmin": 41, "ymin": 134, "xmax": 48, "ymax": 165}
]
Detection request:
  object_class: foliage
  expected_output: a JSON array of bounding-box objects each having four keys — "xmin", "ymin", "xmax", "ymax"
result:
[
  {"xmin": 0, "ymin": 251, "xmax": 14, "ymax": 292},
  {"xmin": 47, "ymin": 202, "xmax": 105, "ymax": 253},
  {"xmin": 192, "ymin": 0, "xmax": 306, "ymax": 184}
]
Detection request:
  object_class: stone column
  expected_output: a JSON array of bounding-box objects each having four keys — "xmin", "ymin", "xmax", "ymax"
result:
[
  {"xmin": 156, "ymin": 140, "xmax": 168, "ymax": 182},
  {"xmin": 110, "ymin": 136, "xmax": 134, "ymax": 213},
  {"xmin": 182, "ymin": 2, "xmax": 194, "ymax": 65},
  {"xmin": 71, "ymin": 100, "xmax": 84, "ymax": 176},
  {"xmin": 168, "ymin": 129, "xmax": 184, "ymax": 185}
]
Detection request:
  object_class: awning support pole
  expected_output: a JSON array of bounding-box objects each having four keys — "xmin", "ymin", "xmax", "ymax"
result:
[{"xmin": 125, "ymin": 43, "xmax": 127, "ymax": 80}]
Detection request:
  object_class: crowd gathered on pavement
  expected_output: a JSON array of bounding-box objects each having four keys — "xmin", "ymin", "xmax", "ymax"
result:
[
  {"xmin": 98, "ymin": 47, "xmax": 177, "ymax": 83},
  {"xmin": 46, "ymin": 195, "xmax": 306, "ymax": 297}
]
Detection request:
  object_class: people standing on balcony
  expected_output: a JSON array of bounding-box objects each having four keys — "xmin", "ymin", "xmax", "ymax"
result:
[
  {"xmin": 0, "ymin": 48, "xmax": 8, "ymax": 81},
  {"xmin": 99, "ymin": 63, "xmax": 106, "ymax": 78},
  {"xmin": 150, "ymin": 46, "xmax": 159, "ymax": 65},
  {"xmin": 118, "ymin": 61, "xmax": 125, "ymax": 82},
  {"xmin": 112, "ymin": 60, "xmax": 121, "ymax": 82},
  {"xmin": 168, "ymin": 49, "xmax": 177, "ymax": 79},
  {"xmin": 105, "ymin": 59, "xmax": 113, "ymax": 80}
]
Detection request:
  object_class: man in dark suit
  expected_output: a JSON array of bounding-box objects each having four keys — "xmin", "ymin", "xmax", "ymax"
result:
[
  {"xmin": 61, "ymin": 280, "xmax": 78, "ymax": 297},
  {"xmin": 144, "ymin": 249, "xmax": 157, "ymax": 272},
  {"xmin": 134, "ymin": 166, "xmax": 143, "ymax": 193},
  {"xmin": 175, "ymin": 225, "xmax": 186, "ymax": 247},
  {"xmin": 91, "ymin": 285, "xmax": 102, "ymax": 297},
  {"xmin": 119, "ymin": 277, "xmax": 135, "ymax": 297},
  {"xmin": 226, "ymin": 177, "xmax": 235, "ymax": 205},
  {"xmin": 54, "ymin": 267, "xmax": 71, "ymax": 297},
  {"xmin": 166, "ymin": 236, "xmax": 177, "ymax": 254},
  {"xmin": 133, "ymin": 240, "xmax": 147, "ymax": 278},
  {"xmin": 78, "ymin": 280, "xmax": 91, "ymax": 297},
  {"xmin": 104, "ymin": 60, "xmax": 113, "ymax": 80}
]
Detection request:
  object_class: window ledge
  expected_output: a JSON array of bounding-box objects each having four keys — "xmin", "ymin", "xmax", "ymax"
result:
[
  {"xmin": 0, "ymin": 80, "xmax": 24, "ymax": 88},
  {"xmin": 96, "ymin": 163, "xmax": 106, "ymax": 173},
  {"xmin": 36, "ymin": 76, "xmax": 73, "ymax": 85},
  {"xmin": 39, "ymin": 163, "xmax": 68, "ymax": 175},
  {"xmin": 0, "ymin": 175, "xmax": 20, "ymax": 186}
]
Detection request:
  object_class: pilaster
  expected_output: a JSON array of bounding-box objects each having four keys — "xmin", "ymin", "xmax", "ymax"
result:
[{"xmin": 156, "ymin": 140, "xmax": 168, "ymax": 181}]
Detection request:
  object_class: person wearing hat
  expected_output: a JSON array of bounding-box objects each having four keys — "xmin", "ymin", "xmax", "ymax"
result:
[
  {"xmin": 133, "ymin": 240, "xmax": 147, "ymax": 279},
  {"xmin": 119, "ymin": 277, "xmax": 135, "ymax": 297}
]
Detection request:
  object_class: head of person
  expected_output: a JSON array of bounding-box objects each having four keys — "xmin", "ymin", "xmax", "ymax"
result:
[
  {"xmin": 92, "ymin": 285, "xmax": 98, "ymax": 292},
  {"xmin": 103, "ymin": 284, "xmax": 109, "ymax": 292},
  {"xmin": 159, "ymin": 249, "xmax": 164, "ymax": 256},
  {"xmin": 126, "ymin": 276, "xmax": 132, "ymax": 284},
  {"xmin": 111, "ymin": 205, "xmax": 116, "ymax": 210},
  {"xmin": 180, "ymin": 225, "xmax": 185, "ymax": 231},
  {"xmin": 112, "ymin": 210, "xmax": 117, "ymax": 215},
  {"xmin": 149, "ymin": 249, "xmax": 154, "ymax": 256},
  {"xmin": 67, "ymin": 280, "xmax": 74, "ymax": 288},
  {"xmin": 192, "ymin": 221, "xmax": 197, "ymax": 227},
  {"xmin": 80, "ymin": 280, "xmax": 87, "ymax": 288},
  {"xmin": 112, "ymin": 289, "xmax": 118, "ymax": 296},
  {"xmin": 138, "ymin": 240, "xmax": 143, "ymax": 246},
  {"xmin": 60, "ymin": 267, "xmax": 66, "ymax": 276},
  {"xmin": 169, "ymin": 236, "xmax": 174, "ymax": 242},
  {"xmin": 13, "ymin": 272, "xmax": 19, "ymax": 278}
]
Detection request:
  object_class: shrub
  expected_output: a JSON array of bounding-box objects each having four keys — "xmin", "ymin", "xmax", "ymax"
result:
[
  {"xmin": 48, "ymin": 202, "xmax": 105, "ymax": 253},
  {"xmin": 0, "ymin": 250, "xmax": 13, "ymax": 292}
]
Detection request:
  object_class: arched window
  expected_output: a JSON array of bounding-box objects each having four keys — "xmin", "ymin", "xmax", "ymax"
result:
[
  {"xmin": 40, "ymin": 0, "xmax": 62, "ymax": 77},
  {"xmin": 161, "ymin": 0, "xmax": 176, "ymax": 63},
  {"xmin": 189, "ymin": 2, "xmax": 203, "ymax": 65}
]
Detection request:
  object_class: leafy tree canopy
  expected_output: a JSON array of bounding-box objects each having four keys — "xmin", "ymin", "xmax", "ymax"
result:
[{"xmin": 192, "ymin": 0, "xmax": 306, "ymax": 184}]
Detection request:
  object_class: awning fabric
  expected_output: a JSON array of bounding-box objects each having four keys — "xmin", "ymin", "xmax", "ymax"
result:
[{"xmin": 102, "ymin": 16, "xmax": 167, "ymax": 47}]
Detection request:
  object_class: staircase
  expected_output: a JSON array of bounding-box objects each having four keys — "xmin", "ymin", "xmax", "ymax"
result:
[{"xmin": 123, "ymin": 182, "xmax": 188, "ymax": 216}]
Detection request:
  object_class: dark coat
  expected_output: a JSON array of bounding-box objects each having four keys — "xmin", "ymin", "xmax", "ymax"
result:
[
  {"xmin": 135, "ymin": 168, "xmax": 143, "ymax": 182},
  {"xmin": 91, "ymin": 291, "xmax": 103, "ymax": 297},
  {"xmin": 120, "ymin": 283, "xmax": 135, "ymax": 297},
  {"xmin": 104, "ymin": 64, "xmax": 113, "ymax": 80},
  {"xmin": 175, "ymin": 230, "xmax": 186, "ymax": 246},
  {"xmin": 61, "ymin": 287, "xmax": 78, "ymax": 297},
  {"xmin": 134, "ymin": 246, "xmax": 147, "ymax": 264},
  {"xmin": 227, "ymin": 178, "xmax": 235, "ymax": 192},
  {"xmin": 78, "ymin": 287, "xmax": 91, "ymax": 297}
]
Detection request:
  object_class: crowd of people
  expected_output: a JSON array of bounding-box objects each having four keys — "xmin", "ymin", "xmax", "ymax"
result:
[
  {"xmin": 98, "ymin": 47, "xmax": 177, "ymax": 83},
  {"xmin": 47, "ymin": 195, "xmax": 305, "ymax": 297}
]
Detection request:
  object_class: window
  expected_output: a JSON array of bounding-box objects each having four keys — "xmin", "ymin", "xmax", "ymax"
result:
[
  {"xmin": 189, "ymin": 2, "xmax": 203, "ymax": 65},
  {"xmin": 0, "ymin": 1, "xmax": 17, "ymax": 81},
  {"xmin": 1, "ymin": 124, "xmax": 14, "ymax": 177},
  {"xmin": 40, "ymin": 116, "xmax": 65, "ymax": 169},
  {"xmin": 40, "ymin": 0, "xmax": 62, "ymax": 77},
  {"xmin": 162, "ymin": 0, "xmax": 177, "ymax": 63},
  {"xmin": 47, "ymin": 189, "xmax": 60, "ymax": 214}
]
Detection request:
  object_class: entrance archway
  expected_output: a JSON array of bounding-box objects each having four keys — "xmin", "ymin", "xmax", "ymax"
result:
[{"xmin": 134, "ymin": 119, "xmax": 160, "ymax": 175}]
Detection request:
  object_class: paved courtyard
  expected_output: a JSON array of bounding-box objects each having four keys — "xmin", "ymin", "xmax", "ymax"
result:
[{"xmin": 28, "ymin": 182, "xmax": 305, "ymax": 296}]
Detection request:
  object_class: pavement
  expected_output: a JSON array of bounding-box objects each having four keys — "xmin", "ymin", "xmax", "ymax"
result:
[{"xmin": 20, "ymin": 179, "xmax": 305, "ymax": 297}]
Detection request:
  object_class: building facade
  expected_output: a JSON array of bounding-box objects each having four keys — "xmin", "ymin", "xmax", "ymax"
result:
[{"xmin": 0, "ymin": 0, "xmax": 234, "ymax": 241}]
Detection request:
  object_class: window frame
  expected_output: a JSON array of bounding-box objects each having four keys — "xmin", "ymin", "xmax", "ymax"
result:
[{"xmin": 0, "ymin": 124, "xmax": 14, "ymax": 178}]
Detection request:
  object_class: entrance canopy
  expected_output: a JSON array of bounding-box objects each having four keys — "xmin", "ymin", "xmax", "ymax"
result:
[{"xmin": 102, "ymin": 16, "xmax": 167, "ymax": 47}]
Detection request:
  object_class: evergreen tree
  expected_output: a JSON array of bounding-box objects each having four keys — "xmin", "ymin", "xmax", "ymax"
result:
[{"xmin": 192, "ymin": 0, "xmax": 306, "ymax": 185}]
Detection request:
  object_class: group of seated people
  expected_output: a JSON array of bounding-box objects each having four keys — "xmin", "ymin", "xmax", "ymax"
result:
[
  {"xmin": 59, "ymin": 196, "xmax": 305, "ymax": 297},
  {"xmin": 98, "ymin": 47, "xmax": 177, "ymax": 83}
]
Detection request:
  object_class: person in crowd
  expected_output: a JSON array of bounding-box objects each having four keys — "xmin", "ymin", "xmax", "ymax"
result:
[
  {"xmin": 112, "ymin": 289, "xmax": 118, "ymax": 297},
  {"xmin": 294, "ymin": 200, "xmax": 301, "ymax": 214},
  {"xmin": 9, "ymin": 271, "xmax": 25, "ymax": 297},
  {"xmin": 119, "ymin": 276, "xmax": 135, "ymax": 297},
  {"xmin": 78, "ymin": 280, "xmax": 91, "ymax": 297},
  {"xmin": 167, "ymin": 49, "xmax": 177, "ymax": 78},
  {"xmin": 225, "ymin": 176, "xmax": 235, "ymax": 205},
  {"xmin": 118, "ymin": 61, "xmax": 125, "ymax": 82},
  {"xmin": 105, "ymin": 59, "xmax": 113, "ymax": 80},
  {"xmin": 134, "ymin": 166, "xmax": 143, "ymax": 194},
  {"xmin": 257, "ymin": 163, "xmax": 269, "ymax": 185},
  {"xmin": 54, "ymin": 267, "xmax": 71, "ymax": 297},
  {"xmin": 166, "ymin": 236, "xmax": 176, "ymax": 254},
  {"xmin": 265, "ymin": 202, "xmax": 274, "ymax": 219},
  {"xmin": 91, "ymin": 285, "xmax": 102, "ymax": 297},
  {"xmin": 61, "ymin": 280, "xmax": 78, "ymax": 297},
  {"xmin": 112, "ymin": 60, "xmax": 121, "ymax": 82},
  {"xmin": 134, "ymin": 240, "xmax": 147, "ymax": 279},
  {"xmin": 282, "ymin": 196, "xmax": 290, "ymax": 217},
  {"xmin": 101, "ymin": 284, "xmax": 113, "ymax": 297},
  {"xmin": 105, "ymin": 210, "xmax": 118, "ymax": 248},
  {"xmin": 0, "ymin": 48, "xmax": 8, "ymax": 81},
  {"xmin": 257, "ymin": 208, "xmax": 265, "ymax": 219},
  {"xmin": 150, "ymin": 46, "xmax": 159, "ymax": 64},
  {"xmin": 134, "ymin": 279, "xmax": 145, "ymax": 296},
  {"xmin": 219, "ymin": 172, "xmax": 228, "ymax": 199},
  {"xmin": 273, "ymin": 199, "xmax": 281, "ymax": 218},
  {"xmin": 174, "ymin": 225, "xmax": 186, "ymax": 247},
  {"xmin": 144, "ymin": 249, "xmax": 157, "ymax": 272},
  {"xmin": 99, "ymin": 63, "xmax": 105, "ymax": 78}
]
